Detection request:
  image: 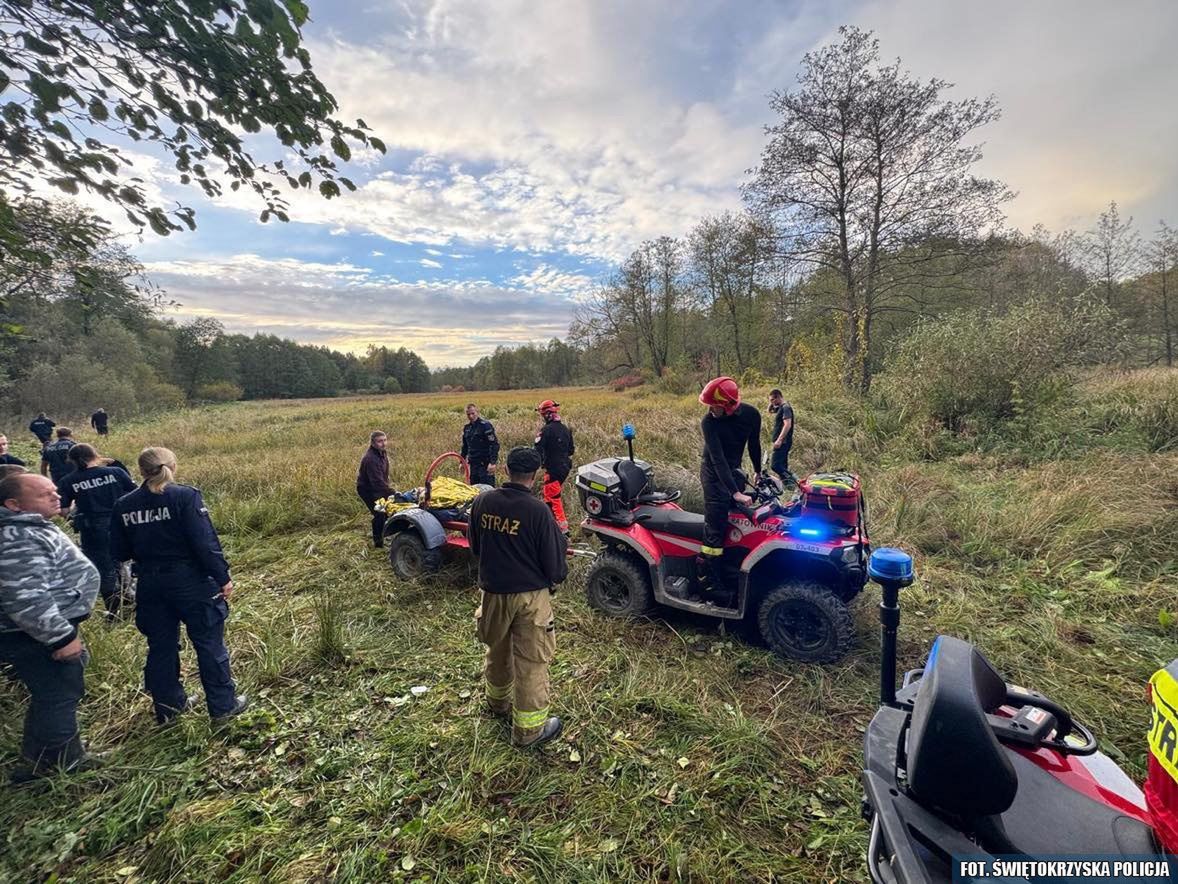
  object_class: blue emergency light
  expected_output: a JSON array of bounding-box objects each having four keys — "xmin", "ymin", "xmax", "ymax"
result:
[{"xmin": 622, "ymin": 423, "xmax": 636, "ymax": 440}]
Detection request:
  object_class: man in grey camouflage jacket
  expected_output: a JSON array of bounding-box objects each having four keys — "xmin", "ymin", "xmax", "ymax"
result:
[{"xmin": 0, "ymin": 470, "xmax": 102, "ymax": 782}]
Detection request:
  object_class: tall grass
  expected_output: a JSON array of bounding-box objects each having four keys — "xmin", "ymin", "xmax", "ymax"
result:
[{"xmin": 1, "ymin": 378, "xmax": 1175, "ymax": 882}]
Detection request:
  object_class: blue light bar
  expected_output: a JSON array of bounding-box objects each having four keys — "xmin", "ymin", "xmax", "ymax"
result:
[{"xmin": 798, "ymin": 528, "xmax": 822, "ymax": 538}]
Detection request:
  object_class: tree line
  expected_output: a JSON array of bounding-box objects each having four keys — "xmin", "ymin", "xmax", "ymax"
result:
[
  {"xmin": 0, "ymin": 198, "xmax": 434, "ymax": 418},
  {"xmin": 564, "ymin": 28, "xmax": 1176, "ymax": 394}
]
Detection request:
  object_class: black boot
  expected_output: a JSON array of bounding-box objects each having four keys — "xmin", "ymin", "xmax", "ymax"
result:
[
  {"xmin": 211, "ymin": 694, "xmax": 250, "ymax": 728},
  {"xmin": 514, "ymin": 716, "xmax": 563, "ymax": 748}
]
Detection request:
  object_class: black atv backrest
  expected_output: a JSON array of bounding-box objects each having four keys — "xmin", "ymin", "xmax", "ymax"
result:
[
  {"xmin": 616, "ymin": 459, "xmax": 650, "ymax": 503},
  {"xmin": 906, "ymin": 635, "xmax": 1018, "ymax": 818}
]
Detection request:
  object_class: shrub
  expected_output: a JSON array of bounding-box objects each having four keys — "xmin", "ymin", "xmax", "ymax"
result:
[
  {"xmin": 16, "ymin": 354, "xmax": 138, "ymax": 418},
  {"xmin": 609, "ymin": 373, "xmax": 645, "ymax": 392},
  {"xmin": 139, "ymin": 382, "xmax": 187, "ymax": 412},
  {"xmin": 382, "ymin": 376, "xmax": 402, "ymax": 395},
  {"xmin": 877, "ymin": 300, "xmax": 1123, "ymax": 433},
  {"xmin": 194, "ymin": 381, "xmax": 243, "ymax": 403}
]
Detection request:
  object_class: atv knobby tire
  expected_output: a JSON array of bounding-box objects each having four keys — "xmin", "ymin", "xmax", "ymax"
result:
[
  {"xmin": 388, "ymin": 530, "xmax": 442, "ymax": 580},
  {"xmin": 758, "ymin": 581, "xmax": 853, "ymax": 663},
  {"xmin": 585, "ymin": 550, "xmax": 653, "ymax": 618}
]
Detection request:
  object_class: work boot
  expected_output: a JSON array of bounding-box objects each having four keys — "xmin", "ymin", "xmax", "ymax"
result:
[
  {"xmin": 157, "ymin": 695, "xmax": 200, "ymax": 726},
  {"xmin": 10, "ymin": 748, "xmax": 105, "ymax": 785},
  {"xmin": 211, "ymin": 694, "xmax": 250, "ymax": 728},
  {"xmin": 513, "ymin": 716, "xmax": 563, "ymax": 749}
]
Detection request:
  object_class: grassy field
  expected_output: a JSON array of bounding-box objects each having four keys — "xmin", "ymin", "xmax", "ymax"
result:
[{"xmin": 1, "ymin": 375, "xmax": 1176, "ymax": 882}]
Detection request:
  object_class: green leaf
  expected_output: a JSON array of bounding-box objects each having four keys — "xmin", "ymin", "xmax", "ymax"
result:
[
  {"xmin": 0, "ymin": 72, "xmax": 9, "ymax": 94},
  {"xmin": 1160, "ymin": 610, "xmax": 1175, "ymax": 629},
  {"xmin": 48, "ymin": 177, "xmax": 79, "ymax": 195},
  {"xmin": 369, "ymin": 136, "xmax": 387, "ymax": 154},
  {"xmin": 87, "ymin": 97, "xmax": 109, "ymax": 121},
  {"xmin": 318, "ymin": 180, "xmax": 340, "ymax": 199},
  {"xmin": 339, "ymin": 176, "xmax": 356, "ymax": 192},
  {"xmin": 284, "ymin": 0, "xmax": 311, "ymax": 26},
  {"xmin": 329, "ymin": 134, "xmax": 350, "ymax": 160}
]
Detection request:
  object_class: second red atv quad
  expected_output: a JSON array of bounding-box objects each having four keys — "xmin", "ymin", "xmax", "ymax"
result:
[{"xmin": 577, "ymin": 425, "xmax": 870, "ymax": 662}]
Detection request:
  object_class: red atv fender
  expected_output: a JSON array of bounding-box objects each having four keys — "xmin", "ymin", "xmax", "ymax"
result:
[{"xmin": 583, "ymin": 519, "xmax": 664, "ymax": 586}]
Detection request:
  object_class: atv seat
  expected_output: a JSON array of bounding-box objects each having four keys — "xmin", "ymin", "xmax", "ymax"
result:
[
  {"xmin": 634, "ymin": 506, "xmax": 706, "ymax": 541},
  {"xmin": 907, "ymin": 636, "xmax": 1158, "ymax": 857}
]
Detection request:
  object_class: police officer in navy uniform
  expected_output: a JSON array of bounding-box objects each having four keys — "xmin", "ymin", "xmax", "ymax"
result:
[
  {"xmin": 461, "ymin": 403, "xmax": 500, "ymax": 487},
  {"xmin": 40, "ymin": 427, "xmax": 77, "ymax": 484},
  {"xmin": 111, "ymin": 447, "xmax": 248, "ymax": 725},
  {"xmin": 29, "ymin": 412, "xmax": 55, "ymax": 447},
  {"xmin": 58, "ymin": 444, "xmax": 135, "ymax": 620}
]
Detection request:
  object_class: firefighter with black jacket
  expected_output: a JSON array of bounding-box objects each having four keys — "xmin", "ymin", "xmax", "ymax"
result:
[
  {"xmin": 469, "ymin": 446, "xmax": 567, "ymax": 748},
  {"xmin": 461, "ymin": 403, "xmax": 500, "ymax": 487},
  {"xmin": 533, "ymin": 399, "xmax": 574, "ymax": 533},
  {"xmin": 698, "ymin": 377, "xmax": 762, "ymax": 591}
]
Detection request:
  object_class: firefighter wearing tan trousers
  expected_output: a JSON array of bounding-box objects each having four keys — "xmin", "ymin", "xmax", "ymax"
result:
[{"xmin": 468, "ymin": 446, "xmax": 568, "ymax": 748}]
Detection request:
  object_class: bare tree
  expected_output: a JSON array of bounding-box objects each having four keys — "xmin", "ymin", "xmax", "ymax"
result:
[
  {"xmin": 1084, "ymin": 201, "xmax": 1140, "ymax": 309},
  {"xmin": 744, "ymin": 26, "xmax": 1010, "ymax": 392},
  {"xmin": 688, "ymin": 212, "xmax": 773, "ymax": 375},
  {"xmin": 1145, "ymin": 221, "xmax": 1176, "ymax": 367}
]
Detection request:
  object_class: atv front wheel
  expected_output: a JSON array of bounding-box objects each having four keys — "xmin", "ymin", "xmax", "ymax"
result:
[
  {"xmin": 758, "ymin": 581, "xmax": 853, "ymax": 663},
  {"xmin": 388, "ymin": 531, "xmax": 442, "ymax": 580},
  {"xmin": 585, "ymin": 550, "xmax": 653, "ymax": 618}
]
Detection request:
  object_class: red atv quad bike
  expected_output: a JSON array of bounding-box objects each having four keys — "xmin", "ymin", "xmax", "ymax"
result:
[
  {"xmin": 862, "ymin": 548, "xmax": 1178, "ymax": 883},
  {"xmin": 576, "ymin": 424, "xmax": 870, "ymax": 662},
  {"xmin": 384, "ymin": 452, "xmax": 595, "ymax": 580}
]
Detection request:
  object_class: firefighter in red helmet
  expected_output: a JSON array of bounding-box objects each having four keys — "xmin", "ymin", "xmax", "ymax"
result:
[
  {"xmin": 697, "ymin": 377, "xmax": 762, "ymax": 592},
  {"xmin": 533, "ymin": 399, "xmax": 575, "ymax": 533}
]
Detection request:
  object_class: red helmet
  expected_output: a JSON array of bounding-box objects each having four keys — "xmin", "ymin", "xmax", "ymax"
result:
[
  {"xmin": 699, "ymin": 377, "xmax": 740, "ymax": 415},
  {"xmin": 536, "ymin": 399, "xmax": 560, "ymax": 418}
]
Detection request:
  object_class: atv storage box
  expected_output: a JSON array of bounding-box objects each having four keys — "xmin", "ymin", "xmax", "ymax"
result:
[
  {"xmin": 798, "ymin": 472, "xmax": 862, "ymax": 528},
  {"xmin": 575, "ymin": 457, "xmax": 655, "ymax": 519}
]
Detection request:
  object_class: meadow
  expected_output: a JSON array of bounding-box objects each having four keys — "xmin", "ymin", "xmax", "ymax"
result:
[{"xmin": 1, "ymin": 373, "xmax": 1176, "ymax": 883}]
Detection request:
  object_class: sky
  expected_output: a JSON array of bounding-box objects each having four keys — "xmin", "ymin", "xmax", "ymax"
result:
[{"xmin": 109, "ymin": 0, "xmax": 1178, "ymax": 367}]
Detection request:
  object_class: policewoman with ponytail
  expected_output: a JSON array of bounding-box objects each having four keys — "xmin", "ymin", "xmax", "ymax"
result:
[{"xmin": 111, "ymin": 448, "xmax": 248, "ymax": 725}]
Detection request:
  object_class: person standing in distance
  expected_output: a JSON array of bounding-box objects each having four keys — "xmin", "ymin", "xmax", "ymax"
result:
[
  {"xmin": 0, "ymin": 470, "xmax": 102, "ymax": 782},
  {"xmin": 58, "ymin": 444, "xmax": 135, "ymax": 620},
  {"xmin": 767, "ymin": 389, "xmax": 795, "ymax": 485},
  {"xmin": 533, "ymin": 399, "xmax": 575, "ymax": 533},
  {"xmin": 461, "ymin": 403, "xmax": 500, "ymax": 487},
  {"xmin": 111, "ymin": 448, "xmax": 247, "ymax": 725},
  {"xmin": 469, "ymin": 447, "xmax": 568, "ymax": 748},
  {"xmin": 90, "ymin": 408, "xmax": 109, "ymax": 437},
  {"xmin": 40, "ymin": 427, "xmax": 77, "ymax": 485},
  {"xmin": 356, "ymin": 430, "xmax": 391, "ymax": 548},
  {"xmin": 29, "ymin": 412, "xmax": 55, "ymax": 447},
  {"xmin": 0, "ymin": 433, "xmax": 26, "ymax": 466}
]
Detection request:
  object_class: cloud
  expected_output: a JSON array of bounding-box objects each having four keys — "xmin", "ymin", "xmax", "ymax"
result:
[
  {"xmin": 420, "ymin": 257, "xmax": 442, "ymax": 268},
  {"xmin": 251, "ymin": 0, "xmax": 768, "ymax": 261},
  {"xmin": 144, "ymin": 254, "xmax": 579, "ymax": 365},
  {"xmin": 834, "ymin": 0, "xmax": 1178, "ymax": 232}
]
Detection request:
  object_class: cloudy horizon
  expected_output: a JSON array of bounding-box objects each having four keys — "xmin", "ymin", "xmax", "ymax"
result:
[{"xmin": 110, "ymin": 0, "xmax": 1178, "ymax": 367}]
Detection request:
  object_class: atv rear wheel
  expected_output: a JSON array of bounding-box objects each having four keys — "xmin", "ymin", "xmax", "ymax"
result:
[
  {"xmin": 388, "ymin": 530, "xmax": 442, "ymax": 580},
  {"xmin": 758, "ymin": 581, "xmax": 853, "ymax": 663},
  {"xmin": 585, "ymin": 550, "xmax": 653, "ymax": 618}
]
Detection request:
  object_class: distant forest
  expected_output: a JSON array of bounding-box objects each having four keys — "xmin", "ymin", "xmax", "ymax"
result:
[{"xmin": 2, "ymin": 28, "xmax": 1173, "ymax": 421}]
